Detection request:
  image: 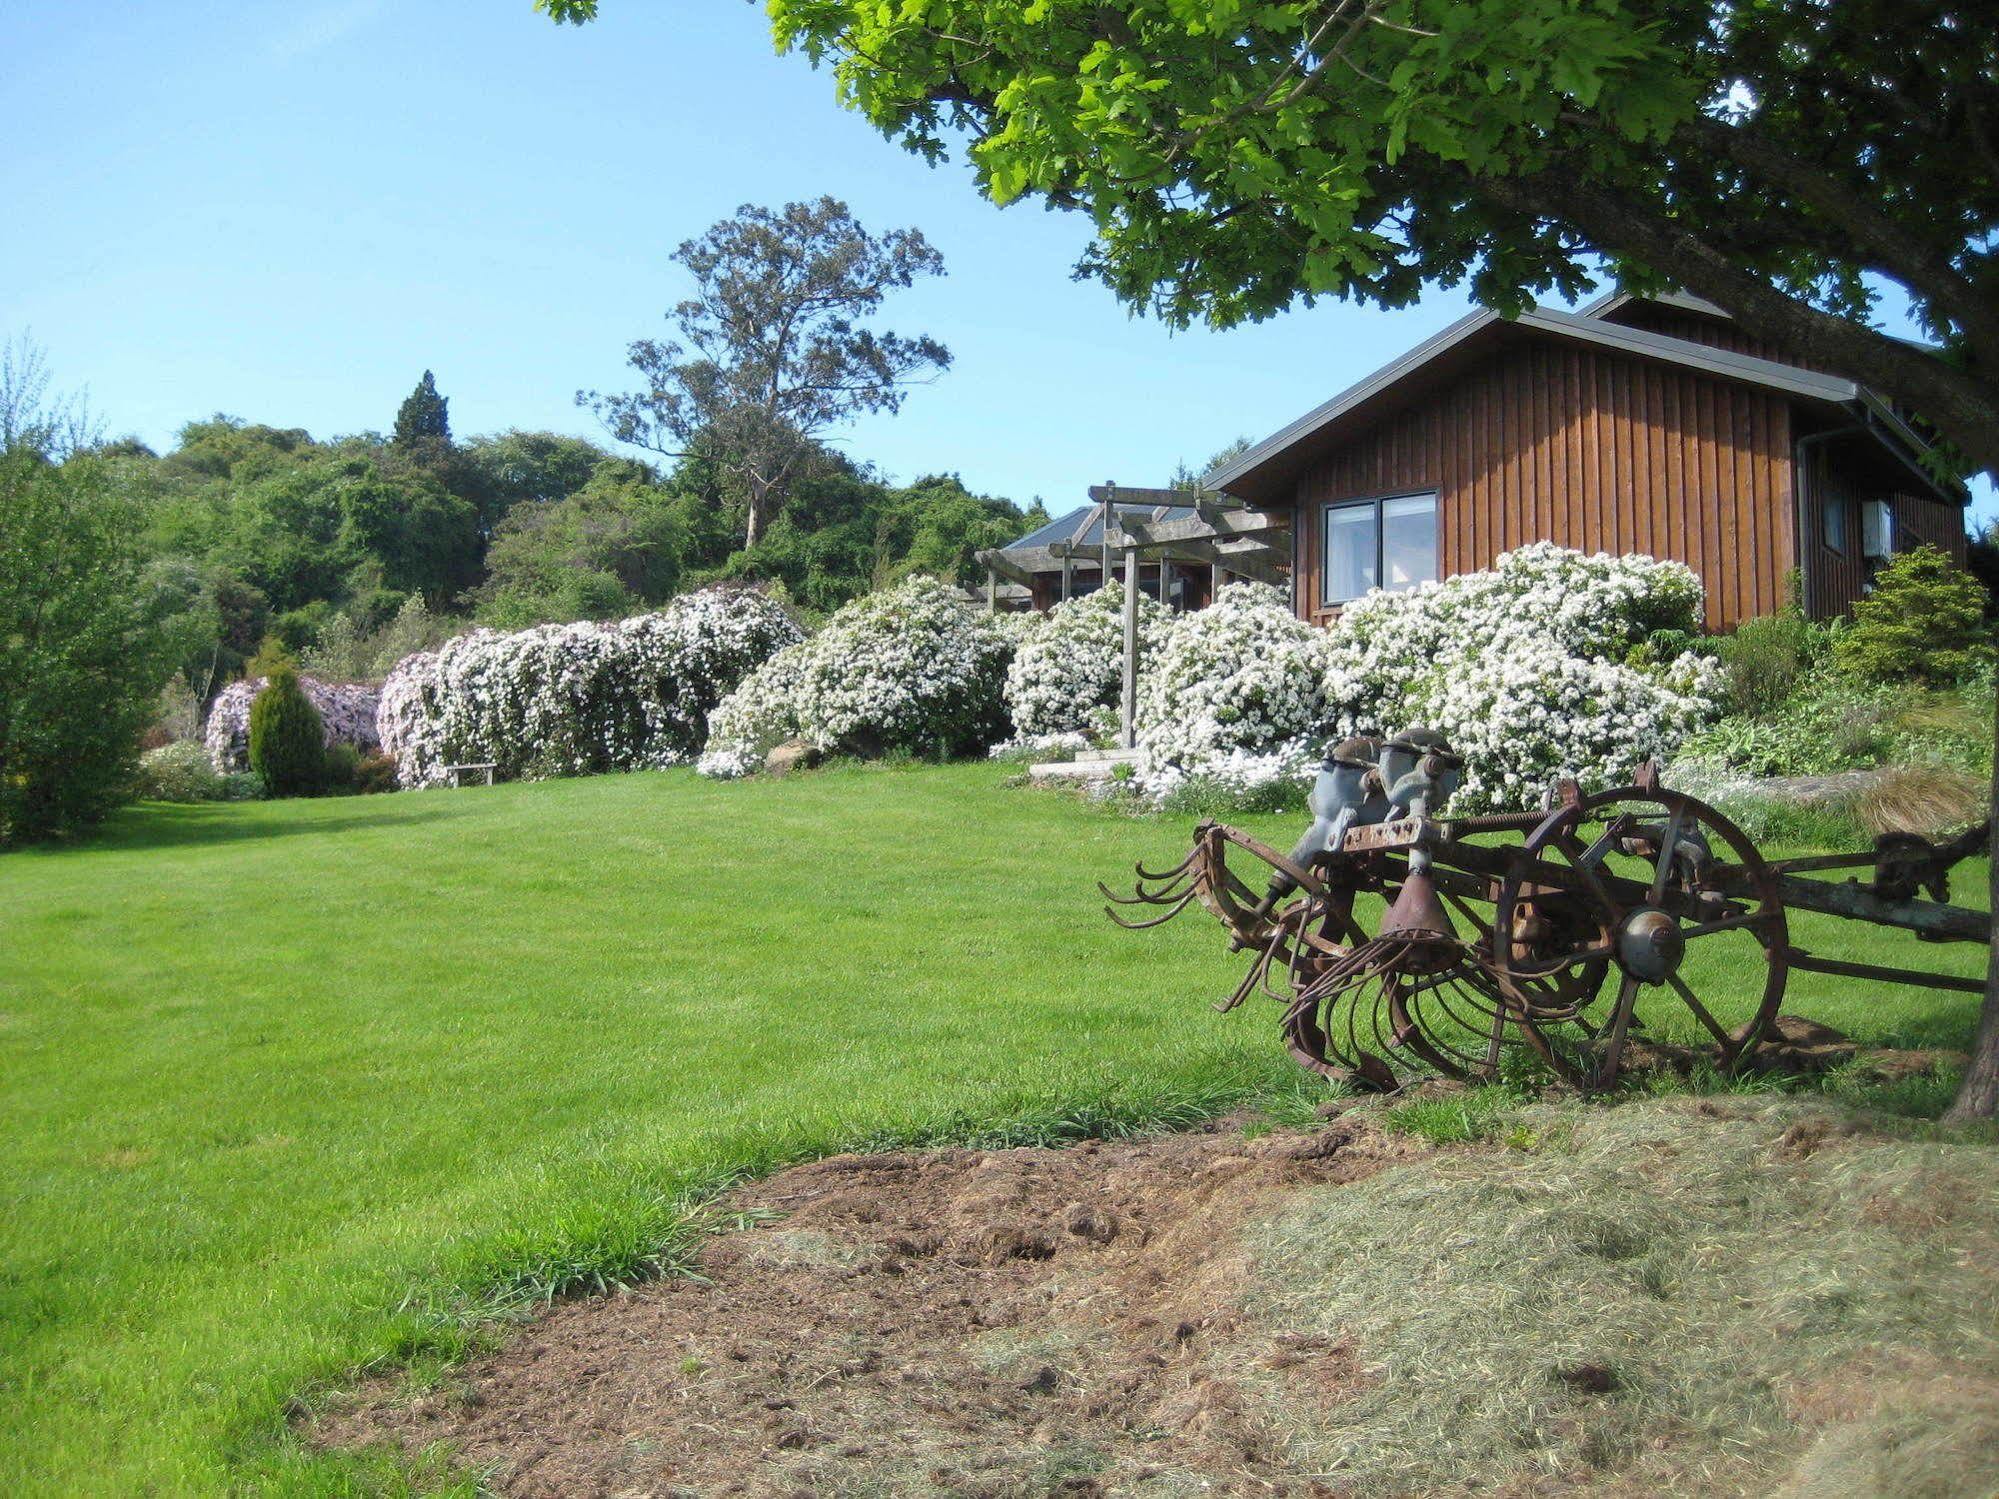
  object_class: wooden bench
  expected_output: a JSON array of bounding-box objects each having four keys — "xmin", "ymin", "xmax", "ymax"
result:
[{"xmin": 443, "ymin": 762, "xmax": 497, "ymax": 788}]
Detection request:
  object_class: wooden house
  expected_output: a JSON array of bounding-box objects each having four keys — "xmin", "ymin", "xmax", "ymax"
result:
[{"xmin": 1205, "ymin": 292, "xmax": 1969, "ymax": 631}]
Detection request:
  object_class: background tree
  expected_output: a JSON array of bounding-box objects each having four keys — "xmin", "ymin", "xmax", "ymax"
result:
[
  {"xmin": 391, "ymin": 370, "xmax": 452, "ymax": 459},
  {"xmin": 0, "ymin": 451, "xmax": 175, "ymax": 844},
  {"xmin": 581, "ymin": 196, "xmax": 950, "ymax": 550},
  {"xmin": 476, "ymin": 461, "xmax": 688, "ymax": 626}
]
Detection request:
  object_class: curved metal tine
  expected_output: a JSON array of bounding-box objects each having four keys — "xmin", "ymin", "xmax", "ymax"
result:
[
  {"xmin": 1103, "ymin": 890, "xmax": 1197, "ymax": 929},
  {"xmin": 1098, "ymin": 873, "xmax": 1192, "ymax": 906},
  {"xmin": 1133, "ymin": 850, "xmax": 1200, "ymax": 884}
]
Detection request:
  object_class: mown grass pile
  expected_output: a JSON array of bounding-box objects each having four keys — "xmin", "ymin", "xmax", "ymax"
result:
[{"xmin": 1244, "ymin": 1096, "xmax": 1999, "ymax": 1496}]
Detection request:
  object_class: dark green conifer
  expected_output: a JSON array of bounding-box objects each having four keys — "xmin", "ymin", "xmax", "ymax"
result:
[
  {"xmin": 247, "ymin": 665, "xmax": 326, "ymax": 797},
  {"xmin": 392, "ymin": 370, "xmax": 451, "ymax": 454}
]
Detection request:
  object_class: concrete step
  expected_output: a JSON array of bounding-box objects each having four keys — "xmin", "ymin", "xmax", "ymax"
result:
[{"xmin": 1028, "ymin": 759, "xmax": 1123, "ymax": 783}]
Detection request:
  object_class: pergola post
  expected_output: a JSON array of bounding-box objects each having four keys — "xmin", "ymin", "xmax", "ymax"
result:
[
  {"xmin": 985, "ymin": 567, "xmax": 997, "ymax": 614},
  {"xmin": 1099, "ymin": 479, "xmax": 1116, "ymax": 581},
  {"xmin": 1120, "ymin": 529, "xmax": 1140, "ymax": 749}
]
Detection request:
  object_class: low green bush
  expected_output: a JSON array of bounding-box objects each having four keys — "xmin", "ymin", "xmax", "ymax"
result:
[
  {"xmin": 1834, "ymin": 544, "xmax": 1992, "ymax": 686},
  {"xmin": 1715, "ymin": 608, "xmax": 1821, "ymax": 716},
  {"xmin": 247, "ymin": 666, "xmax": 327, "ymax": 797},
  {"xmin": 354, "ymin": 752, "xmax": 399, "ymax": 795},
  {"xmin": 322, "ymin": 742, "xmax": 362, "ymax": 795},
  {"xmin": 132, "ymin": 742, "xmax": 226, "ymax": 803}
]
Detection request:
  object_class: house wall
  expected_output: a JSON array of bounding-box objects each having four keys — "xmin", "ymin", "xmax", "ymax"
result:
[
  {"xmin": 1803, "ymin": 446, "xmax": 1970, "ymax": 617},
  {"xmin": 1289, "ymin": 337, "xmax": 1796, "ymax": 631}
]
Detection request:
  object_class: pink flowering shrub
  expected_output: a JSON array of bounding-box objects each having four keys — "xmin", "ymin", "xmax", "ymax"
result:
[
  {"xmin": 203, "ymin": 675, "xmax": 381, "ymax": 773},
  {"xmin": 376, "ymin": 587, "xmax": 802, "ymax": 788}
]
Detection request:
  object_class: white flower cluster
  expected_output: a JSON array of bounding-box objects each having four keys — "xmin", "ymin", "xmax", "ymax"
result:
[
  {"xmin": 1001, "ymin": 581, "xmax": 1169, "ymax": 739},
  {"xmin": 699, "ymin": 576, "xmax": 1012, "ymax": 777},
  {"xmin": 376, "ymin": 587, "xmax": 802, "ymax": 788},
  {"xmin": 1132, "ymin": 582, "xmax": 1333, "ymax": 798},
  {"xmin": 1319, "ymin": 543, "xmax": 1719, "ymax": 811},
  {"xmin": 203, "ymin": 674, "xmax": 382, "ymax": 772},
  {"xmin": 1412, "ymin": 637, "xmax": 1716, "ymax": 810}
]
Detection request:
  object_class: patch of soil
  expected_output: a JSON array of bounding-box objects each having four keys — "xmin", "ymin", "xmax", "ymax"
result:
[
  {"xmin": 1619, "ymin": 1017, "xmax": 1963, "ymax": 1086},
  {"xmin": 311, "ymin": 1116, "xmax": 1418, "ymax": 1496}
]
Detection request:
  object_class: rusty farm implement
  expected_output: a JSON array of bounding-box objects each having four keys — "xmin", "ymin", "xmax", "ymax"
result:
[{"xmin": 1105, "ymin": 730, "xmax": 1991, "ymax": 1091}]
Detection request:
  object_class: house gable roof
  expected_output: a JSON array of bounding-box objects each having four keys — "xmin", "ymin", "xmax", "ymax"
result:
[{"xmin": 1204, "ymin": 296, "xmax": 1957, "ymax": 506}]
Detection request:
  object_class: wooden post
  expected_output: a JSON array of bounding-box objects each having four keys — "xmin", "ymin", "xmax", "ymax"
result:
[
  {"xmin": 1120, "ymin": 532, "xmax": 1140, "ymax": 749},
  {"xmin": 986, "ymin": 567, "xmax": 997, "ymax": 614},
  {"xmin": 1211, "ymin": 559, "xmax": 1225, "ymax": 602},
  {"xmin": 1099, "ymin": 480, "xmax": 1116, "ymax": 582},
  {"xmin": 1060, "ymin": 552, "xmax": 1073, "ymax": 602}
]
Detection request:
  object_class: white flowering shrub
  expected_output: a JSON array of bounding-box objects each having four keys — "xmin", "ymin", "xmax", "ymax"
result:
[
  {"xmin": 377, "ymin": 587, "xmax": 802, "ymax": 788},
  {"xmin": 204, "ymin": 675, "xmax": 381, "ymax": 772},
  {"xmin": 1002, "ymin": 581, "xmax": 1170, "ymax": 739},
  {"xmin": 699, "ymin": 576, "xmax": 1011, "ymax": 776},
  {"xmin": 1322, "ymin": 542, "xmax": 1707, "ymax": 730},
  {"xmin": 1408, "ymin": 639, "xmax": 1718, "ymax": 810},
  {"xmin": 1132, "ymin": 582, "xmax": 1332, "ymax": 799},
  {"xmin": 1320, "ymin": 544, "xmax": 1720, "ymax": 812}
]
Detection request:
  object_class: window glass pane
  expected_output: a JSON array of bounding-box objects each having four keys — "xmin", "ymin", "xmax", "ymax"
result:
[
  {"xmin": 1323, "ymin": 504, "xmax": 1378, "ymax": 603},
  {"xmin": 1380, "ymin": 494, "xmax": 1437, "ymax": 591}
]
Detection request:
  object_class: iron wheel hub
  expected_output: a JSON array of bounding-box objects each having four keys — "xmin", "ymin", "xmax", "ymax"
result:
[{"xmin": 1616, "ymin": 907, "xmax": 1684, "ymax": 983}]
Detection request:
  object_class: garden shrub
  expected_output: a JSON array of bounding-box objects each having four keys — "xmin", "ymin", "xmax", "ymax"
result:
[
  {"xmin": 1002, "ymin": 581, "xmax": 1169, "ymax": 739},
  {"xmin": 380, "ymin": 586, "xmax": 802, "ymax": 788},
  {"xmin": 1716, "ymin": 608, "xmax": 1820, "ymax": 716},
  {"xmin": 353, "ymin": 752, "xmax": 399, "ymax": 795},
  {"xmin": 248, "ymin": 666, "xmax": 328, "ymax": 797},
  {"xmin": 700, "ymin": 576, "xmax": 1012, "ymax": 777},
  {"xmin": 1318, "ymin": 545, "xmax": 1720, "ymax": 812},
  {"xmin": 1833, "ymin": 544, "xmax": 1991, "ymax": 685},
  {"xmin": 1131, "ymin": 582, "xmax": 1333, "ymax": 804},
  {"xmin": 322, "ymin": 741, "xmax": 362, "ymax": 794},
  {"xmin": 204, "ymin": 673, "xmax": 381, "ymax": 772},
  {"xmin": 133, "ymin": 741, "xmax": 226, "ymax": 803}
]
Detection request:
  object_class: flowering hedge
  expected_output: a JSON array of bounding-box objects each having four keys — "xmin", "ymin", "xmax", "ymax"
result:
[
  {"xmin": 1321, "ymin": 544, "xmax": 1720, "ymax": 811},
  {"xmin": 1132, "ymin": 582, "xmax": 1333, "ymax": 801},
  {"xmin": 377, "ymin": 587, "xmax": 802, "ymax": 788},
  {"xmin": 1120, "ymin": 548, "xmax": 1719, "ymax": 813},
  {"xmin": 700, "ymin": 576, "xmax": 1011, "ymax": 776},
  {"xmin": 1002, "ymin": 581, "xmax": 1168, "ymax": 739},
  {"xmin": 204, "ymin": 675, "xmax": 381, "ymax": 772}
]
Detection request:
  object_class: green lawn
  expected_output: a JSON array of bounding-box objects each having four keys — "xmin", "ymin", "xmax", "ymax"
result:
[{"xmin": 0, "ymin": 763, "xmax": 1985, "ymax": 1493}]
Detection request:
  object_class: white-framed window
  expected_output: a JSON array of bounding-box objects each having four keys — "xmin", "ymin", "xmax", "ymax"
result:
[{"xmin": 1320, "ymin": 491, "xmax": 1438, "ymax": 606}]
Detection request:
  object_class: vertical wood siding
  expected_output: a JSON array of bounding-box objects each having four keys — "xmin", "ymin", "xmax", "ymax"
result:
[
  {"xmin": 1801, "ymin": 448, "xmax": 1970, "ymax": 618},
  {"xmin": 1292, "ymin": 338, "xmax": 1796, "ymax": 631}
]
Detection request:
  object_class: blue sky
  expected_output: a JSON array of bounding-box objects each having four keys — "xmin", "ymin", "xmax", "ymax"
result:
[{"xmin": 5, "ymin": 2, "xmax": 1989, "ymax": 525}]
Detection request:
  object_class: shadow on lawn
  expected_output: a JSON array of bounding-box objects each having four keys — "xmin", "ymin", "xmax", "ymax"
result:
[{"xmin": 69, "ymin": 798, "xmax": 477, "ymax": 854}]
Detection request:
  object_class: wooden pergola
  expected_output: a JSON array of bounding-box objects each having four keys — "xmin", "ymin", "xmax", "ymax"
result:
[{"xmin": 978, "ymin": 482, "xmax": 1291, "ymax": 747}]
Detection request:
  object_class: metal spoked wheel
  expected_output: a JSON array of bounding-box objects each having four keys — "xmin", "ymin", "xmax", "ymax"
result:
[{"xmin": 1492, "ymin": 785, "xmax": 1790, "ymax": 1087}]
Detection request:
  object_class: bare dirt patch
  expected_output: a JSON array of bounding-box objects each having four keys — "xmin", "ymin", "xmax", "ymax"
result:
[{"xmin": 311, "ymin": 1115, "xmax": 1419, "ymax": 1496}]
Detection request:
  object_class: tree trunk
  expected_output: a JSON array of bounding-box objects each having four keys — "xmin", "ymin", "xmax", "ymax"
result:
[
  {"xmin": 743, "ymin": 475, "xmax": 767, "ymax": 551},
  {"xmin": 1943, "ymin": 678, "xmax": 1999, "ymax": 1123}
]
